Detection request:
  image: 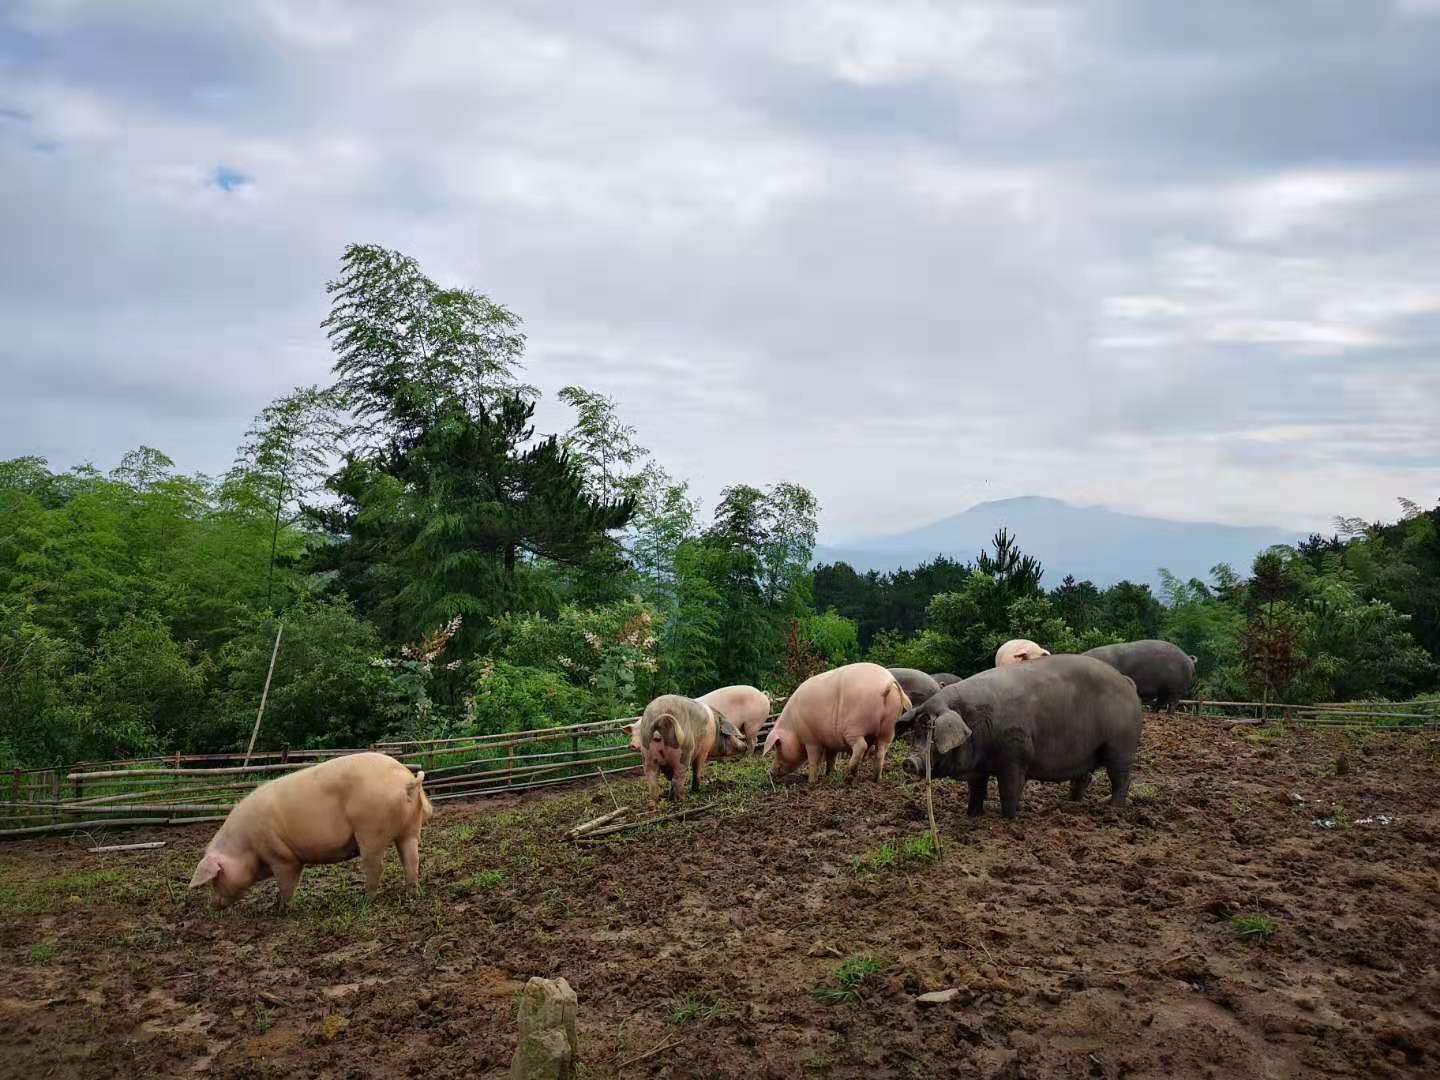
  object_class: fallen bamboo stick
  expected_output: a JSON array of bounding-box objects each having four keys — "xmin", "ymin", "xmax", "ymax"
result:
[
  {"xmin": 574, "ymin": 803, "xmax": 716, "ymax": 842},
  {"xmin": 564, "ymin": 808, "xmax": 629, "ymax": 840},
  {"xmin": 88, "ymin": 841, "xmax": 167, "ymax": 853}
]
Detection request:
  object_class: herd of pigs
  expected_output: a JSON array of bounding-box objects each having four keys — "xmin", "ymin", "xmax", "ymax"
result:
[{"xmin": 187, "ymin": 638, "xmax": 1197, "ymax": 909}]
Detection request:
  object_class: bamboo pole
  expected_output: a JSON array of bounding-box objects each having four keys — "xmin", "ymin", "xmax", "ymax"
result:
[
  {"xmin": 924, "ymin": 727, "xmax": 940, "ymax": 854},
  {"xmin": 0, "ymin": 814, "xmax": 229, "ymax": 839},
  {"xmin": 88, "ymin": 841, "xmax": 166, "ymax": 853},
  {"xmin": 242, "ymin": 622, "xmax": 284, "ymax": 769},
  {"xmin": 427, "ymin": 762, "xmax": 642, "ymax": 802}
]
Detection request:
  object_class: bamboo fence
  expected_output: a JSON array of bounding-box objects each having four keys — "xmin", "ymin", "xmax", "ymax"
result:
[
  {"xmin": 0, "ymin": 713, "xmax": 780, "ymax": 839},
  {"xmin": 3, "ymin": 693, "xmax": 1434, "ymax": 840}
]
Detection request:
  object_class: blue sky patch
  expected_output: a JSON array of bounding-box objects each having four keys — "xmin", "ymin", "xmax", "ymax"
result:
[{"xmin": 210, "ymin": 164, "xmax": 251, "ymax": 192}]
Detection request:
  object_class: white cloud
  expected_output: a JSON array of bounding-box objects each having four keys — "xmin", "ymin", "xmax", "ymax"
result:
[{"xmin": 2, "ymin": 0, "xmax": 1439, "ymax": 541}]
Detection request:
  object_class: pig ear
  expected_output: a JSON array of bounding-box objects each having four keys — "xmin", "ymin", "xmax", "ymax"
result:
[
  {"xmin": 620, "ymin": 723, "xmax": 635, "ymax": 736},
  {"xmin": 189, "ymin": 852, "xmax": 224, "ymax": 888},
  {"xmin": 762, "ymin": 726, "xmax": 782, "ymax": 755},
  {"xmin": 932, "ymin": 711, "xmax": 972, "ymax": 756}
]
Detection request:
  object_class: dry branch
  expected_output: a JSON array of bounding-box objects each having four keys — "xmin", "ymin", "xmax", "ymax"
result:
[
  {"xmin": 574, "ymin": 803, "xmax": 715, "ymax": 843},
  {"xmin": 564, "ymin": 808, "xmax": 629, "ymax": 840},
  {"xmin": 87, "ymin": 841, "xmax": 167, "ymax": 853}
]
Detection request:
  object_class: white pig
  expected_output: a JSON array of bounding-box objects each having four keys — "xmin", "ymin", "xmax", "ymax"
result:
[
  {"xmin": 188, "ymin": 751, "xmax": 432, "ymax": 909},
  {"xmin": 764, "ymin": 662, "xmax": 912, "ymax": 784},
  {"xmin": 621, "ymin": 684, "xmax": 769, "ymax": 756},
  {"xmin": 995, "ymin": 638, "xmax": 1051, "ymax": 667}
]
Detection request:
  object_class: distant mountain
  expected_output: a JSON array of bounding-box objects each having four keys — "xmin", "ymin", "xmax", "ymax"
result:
[{"xmin": 814, "ymin": 496, "xmax": 1302, "ymax": 592}]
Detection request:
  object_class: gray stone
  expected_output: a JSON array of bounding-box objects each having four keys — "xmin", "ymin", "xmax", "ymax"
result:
[
  {"xmin": 511, "ymin": 977, "xmax": 578, "ymax": 1080},
  {"xmin": 916, "ymin": 988, "xmax": 960, "ymax": 1006}
]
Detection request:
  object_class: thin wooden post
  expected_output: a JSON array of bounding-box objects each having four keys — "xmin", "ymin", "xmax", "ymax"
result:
[
  {"xmin": 924, "ymin": 728, "xmax": 940, "ymax": 854},
  {"xmin": 507, "ymin": 744, "xmax": 514, "ymax": 786},
  {"xmin": 242, "ymin": 622, "xmax": 284, "ymax": 769}
]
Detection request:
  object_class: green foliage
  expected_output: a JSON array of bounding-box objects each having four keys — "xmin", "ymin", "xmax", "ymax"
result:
[
  {"xmin": 811, "ymin": 953, "xmax": 885, "ymax": 1004},
  {"xmin": 1231, "ymin": 914, "xmax": 1278, "ymax": 942},
  {"xmin": 668, "ymin": 994, "xmax": 725, "ymax": 1024},
  {"xmin": 212, "ymin": 598, "xmax": 405, "ymax": 750}
]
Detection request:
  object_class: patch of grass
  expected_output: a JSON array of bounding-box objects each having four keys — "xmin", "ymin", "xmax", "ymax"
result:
[
  {"xmin": 448, "ymin": 823, "xmax": 477, "ymax": 843},
  {"xmin": 804, "ymin": 1054, "xmax": 831, "ymax": 1072},
  {"xmin": 810, "ymin": 953, "xmax": 885, "ymax": 1005},
  {"xmin": 851, "ymin": 833, "xmax": 937, "ymax": 877},
  {"xmin": 41, "ymin": 868, "xmax": 126, "ymax": 894},
  {"xmin": 27, "ymin": 942, "xmax": 58, "ymax": 965},
  {"xmin": 254, "ymin": 1003, "xmax": 274, "ymax": 1033},
  {"xmin": 850, "ymin": 842, "xmax": 897, "ymax": 875},
  {"xmin": 1232, "ymin": 914, "xmax": 1278, "ymax": 942},
  {"xmin": 1130, "ymin": 783, "xmax": 1157, "ymax": 802},
  {"xmin": 668, "ymin": 993, "xmax": 725, "ymax": 1024},
  {"xmin": 463, "ymin": 869, "xmax": 503, "ymax": 891}
]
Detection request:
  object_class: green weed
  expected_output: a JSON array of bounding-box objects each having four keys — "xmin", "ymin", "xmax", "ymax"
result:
[
  {"xmin": 668, "ymin": 994, "xmax": 725, "ymax": 1024},
  {"xmin": 27, "ymin": 942, "xmax": 58, "ymax": 965},
  {"xmin": 851, "ymin": 833, "xmax": 937, "ymax": 876},
  {"xmin": 1130, "ymin": 783, "xmax": 1157, "ymax": 802},
  {"xmin": 804, "ymin": 1054, "xmax": 831, "ymax": 1072},
  {"xmin": 810, "ymin": 953, "xmax": 885, "ymax": 1004},
  {"xmin": 464, "ymin": 870, "xmax": 503, "ymax": 891},
  {"xmin": 1232, "ymin": 914, "xmax": 1278, "ymax": 942}
]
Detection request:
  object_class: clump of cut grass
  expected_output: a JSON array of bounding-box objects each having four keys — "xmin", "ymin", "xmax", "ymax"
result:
[
  {"xmin": 810, "ymin": 953, "xmax": 885, "ymax": 1004},
  {"xmin": 1232, "ymin": 914, "xmax": 1278, "ymax": 942},
  {"xmin": 668, "ymin": 993, "xmax": 725, "ymax": 1024},
  {"xmin": 850, "ymin": 833, "xmax": 937, "ymax": 876},
  {"xmin": 464, "ymin": 869, "xmax": 503, "ymax": 891},
  {"xmin": 1130, "ymin": 783, "xmax": 1157, "ymax": 802}
]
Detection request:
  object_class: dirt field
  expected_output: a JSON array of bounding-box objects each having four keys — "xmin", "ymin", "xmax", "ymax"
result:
[{"xmin": 3, "ymin": 714, "xmax": 1438, "ymax": 1079}]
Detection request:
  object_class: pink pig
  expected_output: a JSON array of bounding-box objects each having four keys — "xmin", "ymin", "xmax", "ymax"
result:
[
  {"xmin": 995, "ymin": 638, "xmax": 1051, "ymax": 667},
  {"xmin": 763, "ymin": 662, "xmax": 912, "ymax": 784},
  {"xmin": 636, "ymin": 694, "xmax": 735, "ymax": 804},
  {"xmin": 697, "ymin": 685, "xmax": 771, "ymax": 756},
  {"xmin": 621, "ymin": 685, "xmax": 768, "ymax": 756},
  {"xmin": 188, "ymin": 751, "xmax": 433, "ymax": 909}
]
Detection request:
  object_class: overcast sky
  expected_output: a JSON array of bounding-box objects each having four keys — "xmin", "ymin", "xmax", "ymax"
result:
[{"xmin": 4, "ymin": 1, "xmax": 1439, "ymax": 541}]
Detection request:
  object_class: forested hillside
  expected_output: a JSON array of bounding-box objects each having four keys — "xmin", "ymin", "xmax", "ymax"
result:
[{"xmin": 2, "ymin": 246, "xmax": 1436, "ymax": 770}]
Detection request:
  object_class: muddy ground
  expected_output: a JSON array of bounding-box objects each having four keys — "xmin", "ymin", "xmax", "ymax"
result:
[{"xmin": 2, "ymin": 714, "xmax": 1439, "ymax": 1079}]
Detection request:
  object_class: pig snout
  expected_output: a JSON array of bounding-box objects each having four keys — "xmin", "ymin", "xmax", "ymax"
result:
[{"xmin": 901, "ymin": 754, "xmax": 924, "ymax": 777}]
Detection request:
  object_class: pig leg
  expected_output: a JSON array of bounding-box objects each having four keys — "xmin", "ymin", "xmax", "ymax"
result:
[
  {"xmin": 691, "ymin": 748, "xmax": 709, "ymax": 793},
  {"xmin": 871, "ymin": 735, "xmax": 892, "ymax": 781},
  {"xmin": 360, "ymin": 845, "xmax": 386, "ymax": 897},
  {"xmin": 671, "ymin": 756, "xmax": 688, "ymax": 802},
  {"xmin": 1069, "ymin": 774, "xmax": 1093, "ymax": 802},
  {"xmin": 272, "ymin": 861, "xmax": 303, "ymax": 910},
  {"xmin": 644, "ymin": 762, "xmax": 661, "ymax": 806},
  {"xmin": 395, "ymin": 834, "xmax": 421, "ymax": 889},
  {"xmin": 823, "ymin": 749, "xmax": 836, "ymax": 777},
  {"xmin": 805, "ymin": 743, "xmax": 824, "ymax": 784},
  {"xmin": 1105, "ymin": 762, "xmax": 1132, "ymax": 806},
  {"xmin": 997, "ymin": 764, "xmax": 1027, "ymax": 819},
  {"xmin": 966, "ymin": 776, "xmax": 988, "ymax": 817},
  {"xmin": 842, "ymin": 737, "xmax": 870, "ymax": 785}
]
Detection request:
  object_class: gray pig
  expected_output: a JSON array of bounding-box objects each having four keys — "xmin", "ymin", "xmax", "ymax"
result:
[
  {"xmin": 930, "ymin": 672, "xmax": 961, "ymax": 687},
  {"xmin": 1083, "ymin": 639, "xmax": 1197, "ymax": 714},
  {"xmin": 898, "ymin": 654, "xmax": 1142, "ymax": 818},
  {"xmin": 887, "ymin": 668, "xmax": 942, "ymax": 709}
]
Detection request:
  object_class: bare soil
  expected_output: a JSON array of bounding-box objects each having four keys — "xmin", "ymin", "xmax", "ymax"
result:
[{"xmin": 3, "ymin": 714, "xmax": 1439, "ymax": 1079}]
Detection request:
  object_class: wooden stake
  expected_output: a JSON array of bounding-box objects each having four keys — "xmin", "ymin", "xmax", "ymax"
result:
[
  {"xmin": 242, "ymin": 622, "xmax": 284, "ymax": 769},
  {"xmin": 924, "ymin": 727, "xmax": 940, "ymax": 854}
]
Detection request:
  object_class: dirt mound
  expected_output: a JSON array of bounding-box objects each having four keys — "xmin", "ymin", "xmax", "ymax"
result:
[{"xmin": 3, "ymin": 715, "xmax": 1439, "ymax": 1078}]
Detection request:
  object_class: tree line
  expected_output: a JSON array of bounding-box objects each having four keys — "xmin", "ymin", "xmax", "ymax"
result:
[{"xmin": 2, "ymin": 244, "xmax": 1436, "ymax": 769}]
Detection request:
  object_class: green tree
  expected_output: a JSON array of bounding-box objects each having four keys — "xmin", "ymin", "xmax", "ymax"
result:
[{"xmin": 324, "ymin": 243, "xmax": 535, "ymax": 441}]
